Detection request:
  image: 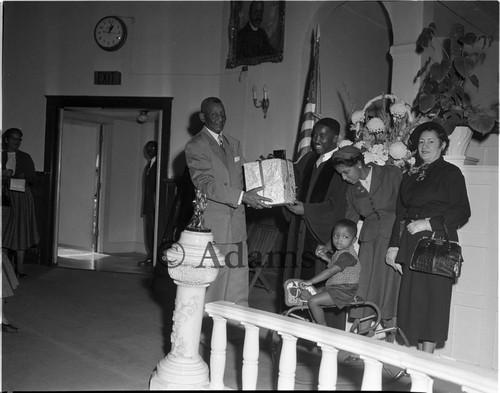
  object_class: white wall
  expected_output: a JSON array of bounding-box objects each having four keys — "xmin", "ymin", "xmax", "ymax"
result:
[{"xmin": 3, "ymin": 2, "xmax": 497, "ymax": 175}]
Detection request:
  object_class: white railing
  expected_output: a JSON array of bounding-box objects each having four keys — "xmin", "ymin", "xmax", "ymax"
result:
[{"xmin": 205, "ymin": 301, "xmax": 498, "ymax": 392}]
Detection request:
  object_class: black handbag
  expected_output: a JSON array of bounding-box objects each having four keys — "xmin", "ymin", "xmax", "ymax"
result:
[{"xmin": 409, "ymin": 217, "xmax": 463, "ymax": 278}]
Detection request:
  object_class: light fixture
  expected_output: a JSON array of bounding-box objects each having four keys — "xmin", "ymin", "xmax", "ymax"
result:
[
  {"xmin": 136, "ymin": 110, "xmax": 149, "ymax": 124},
  {"xmin": 252, "ymin": 84, "xmax": 270, "ymax": 118}
]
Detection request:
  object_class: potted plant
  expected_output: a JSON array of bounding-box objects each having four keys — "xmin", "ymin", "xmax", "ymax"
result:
[{"xmin": 413, "ymin": 22, "xmax": 497, "ymax": 137}]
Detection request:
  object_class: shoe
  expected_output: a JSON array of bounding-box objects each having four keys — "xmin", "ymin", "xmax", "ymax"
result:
[
  {"xmin": 137, "ymin": 259, "xmax": 152, "ymax": 266},
  {"xmin": 2, "ymin": 323, "xmax": 19, "ymax": 333}
]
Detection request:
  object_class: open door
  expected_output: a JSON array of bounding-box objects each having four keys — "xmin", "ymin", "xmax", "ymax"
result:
[{"xmin": 42, "ymin": 96, "xmax": 173, "ymax": 266}]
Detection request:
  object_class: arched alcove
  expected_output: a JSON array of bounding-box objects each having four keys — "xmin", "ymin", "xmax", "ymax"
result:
[{"xmin": 299, "ymin": 1, "xmax": 393, "ymax": 136}]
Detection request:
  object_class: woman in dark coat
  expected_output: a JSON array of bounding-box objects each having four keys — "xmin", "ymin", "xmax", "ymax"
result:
[
  {"xmin": 2, "ymin": 128, "xmax": 39, "ymax": 278},
  {"xmin": 386, "ymin": 122, "xmax": 471, "ymax": 353},
  {"xmin": 332, "ymin": 146, "xmax": 402, "ymax": 330}
]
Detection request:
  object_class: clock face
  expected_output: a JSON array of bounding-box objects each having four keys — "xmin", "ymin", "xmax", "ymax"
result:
[{"xmin": 94, "ymin": 16, "xmax": 127, "ymax": 51}]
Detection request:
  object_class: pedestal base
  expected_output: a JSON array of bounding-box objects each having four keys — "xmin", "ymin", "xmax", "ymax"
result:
[{"xmin": 149, "ymin": 354, "xmax": 209, "ymax": 390}]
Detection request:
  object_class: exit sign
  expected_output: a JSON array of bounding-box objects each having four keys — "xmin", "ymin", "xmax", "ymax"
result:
[{"xmin": 94, "ymin": 71, "xmax": 121, "ymax": 85}]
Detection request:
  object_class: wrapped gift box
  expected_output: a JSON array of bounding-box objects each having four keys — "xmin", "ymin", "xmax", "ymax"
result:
[{"xmin": 243, "ymin": 158, "xmax": 296, "ymax": 206}]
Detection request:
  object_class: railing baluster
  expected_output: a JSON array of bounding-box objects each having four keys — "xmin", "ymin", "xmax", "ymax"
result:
[
  {"xmin": 360, "ymin": 356, "xmax": 383, "ymax": 391},
  {"xmin": 277, "ymin": 332, "xmax": 297, "ymax": 390},
  {"xmin": 408, "ymin": 368, "xmax": 434, "ymax": 393},
  {"xmin": 241, "ymin": 323, "xmax": 259, "ymax": 390},
  {"xmin": 209, "ymin": 316, "xmax": 227, "ymax": 390},
  {"xmin": 317, "ymin": 344, "xmax": 338, "ymax": 390}
]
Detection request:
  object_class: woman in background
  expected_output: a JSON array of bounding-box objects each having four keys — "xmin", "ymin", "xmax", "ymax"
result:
[
  {"xmin": 2, "ymin": 128, "xmax": 39, "ymax": 278},
  {"xmin": 332, "ymin": 145, "xmax": 402, "ymax": 332},
  {"xmin": 385, "ymin": 122, "xmax": 470, "ymax": 353}
]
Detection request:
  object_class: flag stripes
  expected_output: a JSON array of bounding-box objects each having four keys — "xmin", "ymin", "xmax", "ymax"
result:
[{"xmin": 295, "ymin": 28, "xmax": 321, "ymax": 163}]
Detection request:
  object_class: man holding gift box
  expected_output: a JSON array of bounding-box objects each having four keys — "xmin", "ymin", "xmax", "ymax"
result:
[
  {"xmin": 185, "ymin": 97, "xmax": 271, "ymax": 307},
  {"xmin": 283, "ymin": 118, "xmax": 348, "ymax": 328}
]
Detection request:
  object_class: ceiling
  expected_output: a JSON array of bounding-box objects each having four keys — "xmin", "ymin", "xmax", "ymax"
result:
[{"xmin": 434, "ymin": 1, "xmax": 499, "ymax": 41}]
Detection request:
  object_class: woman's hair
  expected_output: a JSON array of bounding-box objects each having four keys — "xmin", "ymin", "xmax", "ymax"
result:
[
  {"xmin": 331, "ymin": 145, "xmax": 364, "ymax": 168},
  {"xmin": 333, "ymin": 218, "xmax": 358, "ymax": 238},
  {"xmin": 2, "ymin": 128, "xmax": 23, "ymax": 150}
]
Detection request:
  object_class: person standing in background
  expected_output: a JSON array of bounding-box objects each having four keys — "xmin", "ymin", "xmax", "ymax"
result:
[
  {"xmin": 138, "ymin": 140, "xmax": 158, "ymax": 267},
  {"xmin": 2, "ymin": 128, "xmax": 39, "ymax": 278}
]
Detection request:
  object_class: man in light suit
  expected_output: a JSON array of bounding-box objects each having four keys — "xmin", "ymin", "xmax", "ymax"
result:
[
  {"xmin": 138, "ymin": 140, "xmax": 157, "ymax": 266},
  {"xmin": 184, "ymin": 97, "xmax": 270, "ymax": 307}
]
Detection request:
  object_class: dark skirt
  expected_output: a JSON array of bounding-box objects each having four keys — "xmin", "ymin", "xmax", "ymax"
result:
[
  {"xmin": 396, "ymin": 230, "xmax": 454, "ymax": 346},
  {"xmin": 2, "ymin": 187, "xmax": 39, "ymax": 251}
]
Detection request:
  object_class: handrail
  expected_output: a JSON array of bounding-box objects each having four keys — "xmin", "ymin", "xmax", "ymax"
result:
[{"xmin": 205, "ymin": 301, "xmax": 498, "ymax": 393}]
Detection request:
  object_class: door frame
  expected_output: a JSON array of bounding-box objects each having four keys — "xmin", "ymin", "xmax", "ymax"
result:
[{"xmin": 43, "ymin": 96, "xmax": 173, "ymax": 265}]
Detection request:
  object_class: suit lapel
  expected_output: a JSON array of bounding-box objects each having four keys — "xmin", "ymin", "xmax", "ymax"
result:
[
  {"xmin": 202, "ymin": 128, "xmax": 228, "ymax": 168},
  {"xmin": 368, "ymin": 164, "xmax": 382, "ymax": 195}
]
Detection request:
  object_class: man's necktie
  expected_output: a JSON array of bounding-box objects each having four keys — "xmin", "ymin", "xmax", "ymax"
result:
[{"xmin": 218, "ymin": 135, "xmax": 226, "ymax": 154}]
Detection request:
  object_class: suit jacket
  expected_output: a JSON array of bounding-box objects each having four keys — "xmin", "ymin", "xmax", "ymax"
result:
[
  {"xmin": 142, "ymin": 160, "xmax": 157, "ymax": 215},
  {"xmin": 184, "ymin": 127, "xmax": 246, "ymax": 244},
  {"xmin": 345, "ymin": 163, "xmax": 402, "ymax": 242}
]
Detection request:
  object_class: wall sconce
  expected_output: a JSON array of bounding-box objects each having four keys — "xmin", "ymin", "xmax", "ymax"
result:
[
  {"xmin": 136, "ymin": 110, "xmax": 149, "ymax": 124},
  {"xmin": 252, "ymin": 85, "xmax": 269, "ymax": 119}
]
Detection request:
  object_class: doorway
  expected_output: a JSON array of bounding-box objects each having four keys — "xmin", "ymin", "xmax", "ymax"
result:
[{"xmin": 42, "ymin": 96, "xmax": 173, "ymax": 269}]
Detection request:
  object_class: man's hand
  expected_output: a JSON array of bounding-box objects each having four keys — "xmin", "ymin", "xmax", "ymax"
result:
[
  {"xmin": 407, "ymin": 219, "xmax": 431, "ymax": 235},
  {"xmin": 385, "ymin": 247, "xmax": 402, "ymax": 274},
  {"xmin": 242, "ymin": 187, "xmax": 272, "ymax": 209},
  {"xmin": 285, "ymin": 201, "xmax": 304, "ymax": 215}
]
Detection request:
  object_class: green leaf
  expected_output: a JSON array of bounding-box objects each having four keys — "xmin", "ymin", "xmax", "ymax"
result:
[
  {"xmin": 440, "ymin": 97, "xmax": 454, "ymax": 110},
  {"xmin": 460, "ymin": 32, "xmax": 477, "ymax": 46},
  {"xmin": 418, "ymin": 94, "xmax": 436, "ymax": 113},
  {"xmin": 469, "ymin": 74, "xmax": 479, "ymax": 90},
  {"xmin": 468, "ymin": 112, "xmax": 496, "ymax": 134}
]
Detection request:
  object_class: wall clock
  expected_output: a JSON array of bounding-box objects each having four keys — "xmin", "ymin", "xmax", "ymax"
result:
[{"xmin": 94, "ymin": 16, "xmax": 127, "ymax": 51}]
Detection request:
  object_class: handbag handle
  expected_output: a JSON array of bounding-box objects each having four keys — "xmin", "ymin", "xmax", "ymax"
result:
[{"xmin": 439, "ymin": 216, "xmax": 451, "ymax": 243}]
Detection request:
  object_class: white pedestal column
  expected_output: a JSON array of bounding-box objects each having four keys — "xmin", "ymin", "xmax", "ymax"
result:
[{"xmin": 149, "ymin": 230, "xmax": 224, "ymax": 390}]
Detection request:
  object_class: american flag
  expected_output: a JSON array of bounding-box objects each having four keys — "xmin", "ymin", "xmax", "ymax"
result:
[{"xmin": 295, "ymin": 26, "xmax": 321, "ymax": 163}]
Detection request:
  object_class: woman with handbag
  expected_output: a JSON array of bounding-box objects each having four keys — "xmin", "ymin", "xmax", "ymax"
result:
[
  {"xmin": 331, "ymin": 145, "xmax": 402, "ymax": 334},
  {"xmin": 385, "ymin": 122, "xmax": 471, "ymax": 353},
  {"xmin": 2, "ymin": 128, "xmax": 39, "ymax": 278}
]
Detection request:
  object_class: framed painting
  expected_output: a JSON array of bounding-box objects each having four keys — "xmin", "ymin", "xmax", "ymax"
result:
[{"xmin": 226, "ymin": 1, "xmax": 285, "ymax": 69}]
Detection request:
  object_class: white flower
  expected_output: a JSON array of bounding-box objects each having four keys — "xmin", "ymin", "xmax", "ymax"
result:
[
  {"xmin": 408, "ymin": 156, "xmax": 416, "ymax": 166},
  {"xmin": 354, "ymin": 140, "xmax": 366, "ymax": 150},
  {"xmin": 364, "ymin": 144, "xmax": 388, "ymax": 165},
  {"xmin": 366, "ymin": 117, "xmax": 385, "ymax": 133},
  {"xmin": 388, "ymin": 141, "xmax": 408, "ymax": 160},
  {"xmin": 338, "ymin": 139, "xmax": 354, "ymax": 148},
  {"xmin": 390, "ymin": 102, "xmax": 409, "ymax": 119},
  {"xmin": 351, "ymin": 110, "xmax": 365, "ymax": 124}
]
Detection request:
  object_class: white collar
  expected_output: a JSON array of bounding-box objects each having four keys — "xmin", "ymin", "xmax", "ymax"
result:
[
  {"xmin": 206, "ymin": 127, "xmax": 223, "ymax": 143},
  {"xmin": 316, "ymin": 147, "xmax": 337, "ymax": 167}
]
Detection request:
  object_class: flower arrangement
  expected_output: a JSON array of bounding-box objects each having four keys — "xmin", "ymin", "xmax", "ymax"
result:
[{"xmin": 340, "ymin": 94, "xmax": 423, "ymax": 169}]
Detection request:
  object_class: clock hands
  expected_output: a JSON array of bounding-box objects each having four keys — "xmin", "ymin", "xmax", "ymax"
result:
[{"xmin": 107, "ymin": 22, "xmax": 114, "ymax": 33}]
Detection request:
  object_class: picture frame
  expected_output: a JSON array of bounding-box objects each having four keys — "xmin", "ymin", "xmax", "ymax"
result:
[{"xmin": 226, "ymin": 1, "xmax": 285, "ymax": 69}]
